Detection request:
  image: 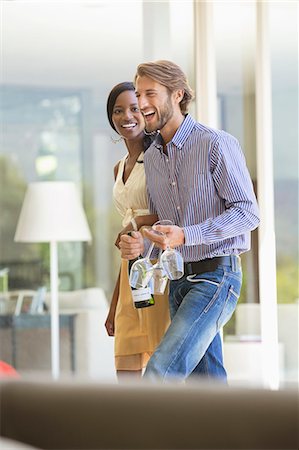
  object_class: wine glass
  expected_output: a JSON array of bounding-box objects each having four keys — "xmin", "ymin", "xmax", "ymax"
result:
[
  {"xmin": 129, "ymin": 241, "xmax": 155, "ymax": 289},
  {"xmin": 154, "ymin": 220, "xmax": 184, "ymax": 280},
  {"xmin": 152, "ymin": 249, "xmax": 168, "ymax": 295}
]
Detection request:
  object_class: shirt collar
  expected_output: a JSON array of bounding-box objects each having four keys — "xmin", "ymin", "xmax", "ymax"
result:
[
  {"xmin": 171, "ymin": 114, "xmax": 196, "ymax": 150},
  {"xmin": 152, "ymin": 114, "xmax": 196, "ymax": 151}
]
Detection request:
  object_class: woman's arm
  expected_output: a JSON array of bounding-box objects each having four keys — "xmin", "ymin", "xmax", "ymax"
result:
[
  {"xmin": 105, "ymin": 162, "xmax": 123, "ymax": 336},
  {"xmin": 104, "ymin": 269, "xmax": 120, "ymax": 336},
  {"xmin": 113, "ymin": 161, "xmax": 120, "ymax": 181},
  {"xmin": 134, "ymin": 214, "xmax": 158, "ymax": 230}
]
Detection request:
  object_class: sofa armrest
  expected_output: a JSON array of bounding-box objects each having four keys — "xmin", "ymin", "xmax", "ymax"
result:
[{"xmin": 1, "ymin": 380, "xmax": 298, "ymax": 450}]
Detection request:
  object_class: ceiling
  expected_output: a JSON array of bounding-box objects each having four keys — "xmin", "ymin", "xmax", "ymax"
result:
[{"xmin": 1, "ymin": 1, "xmax": 297, "ymax": 94}]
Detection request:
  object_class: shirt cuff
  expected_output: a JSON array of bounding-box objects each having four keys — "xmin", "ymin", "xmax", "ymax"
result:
[{"xmin": 183, "ymin": 225, "xmax": 203, "ymax": 246}]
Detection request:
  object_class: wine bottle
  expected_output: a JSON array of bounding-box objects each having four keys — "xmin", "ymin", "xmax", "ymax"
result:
[{"xmin": 127, "ymin": 232, "xmax": 155, "ymax": 309}]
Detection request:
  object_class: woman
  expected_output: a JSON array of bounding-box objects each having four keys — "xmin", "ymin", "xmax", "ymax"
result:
[{"xmin": 105, "ymin": 82, "xmax": 170, "ymax": 380}]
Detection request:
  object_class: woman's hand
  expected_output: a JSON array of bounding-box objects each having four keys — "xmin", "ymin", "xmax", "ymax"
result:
[
  {"xmin": 119, "ymin": 231, "xmax": 144, "ymax": 259},
  {"xmin": 105, "ymin": 309, "xmax": 115, "ymax": 336},
  {"xmin": 114, "ymin": 223, "xmax": 134, "ymax": 249}
]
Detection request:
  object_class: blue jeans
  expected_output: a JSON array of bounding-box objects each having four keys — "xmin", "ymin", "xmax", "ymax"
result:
[{"xmin": 144, "ymin": 256, "xmax": 242, "ymax": 382}]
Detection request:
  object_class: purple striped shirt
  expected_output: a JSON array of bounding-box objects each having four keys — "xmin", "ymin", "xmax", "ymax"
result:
[{"xmin": 144, "ymin": 114, "xmax": 260, "ymax": 263}]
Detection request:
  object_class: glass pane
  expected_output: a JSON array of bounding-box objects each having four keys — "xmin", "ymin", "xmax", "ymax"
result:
[
  {"xmin": 270, "ymin": 3, "xmax": 298, "ymax": 303},
  {"xmin": 214, "ymin": 1, "xmax": 258, "ymax": 311},
  {"xmin": 214, "ymin": 1, "xmax": 263, "ymax": 386},
  {"xmin": 1, "ymin": 87, "xmax": 83, "ymax": 290},
  {"xmin": 0, "ymin": 0, "xmax": 194, "ymax": 379},
  {"xmin": 270, "ymin": 1, "xmax": 298, "ymax": 384}
]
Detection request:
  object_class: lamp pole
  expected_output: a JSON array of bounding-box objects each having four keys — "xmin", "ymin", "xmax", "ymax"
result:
[{"xmin": 50, "ymin": 240, "xmax": 59, "ymax": 379}]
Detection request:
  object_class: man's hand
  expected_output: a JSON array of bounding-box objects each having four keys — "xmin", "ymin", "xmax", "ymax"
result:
[
  {"xmin": 143, "ymin": 225, "xmax": 185, "ymax": 250},
  {"xmin": 119, "ymin": 231, "xmax": 144, "ymax": 260}
]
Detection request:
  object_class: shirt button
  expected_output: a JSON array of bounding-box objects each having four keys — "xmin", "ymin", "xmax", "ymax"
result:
[
  {"xmin": 172, "ymin": 181, "xmax": 176, "ymax": 186},
  {"xmin": 177, "ymin": 206, "xmax": 181, "ymax": 210},
  {"xmin": 166, "ymin": 158, "xmax": 169, "ymax": 162}
]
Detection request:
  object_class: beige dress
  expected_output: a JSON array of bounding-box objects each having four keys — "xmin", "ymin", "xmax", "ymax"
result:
[{"xmin": 113, "ymin": 153, "xmax": 170, "ymax": 370}]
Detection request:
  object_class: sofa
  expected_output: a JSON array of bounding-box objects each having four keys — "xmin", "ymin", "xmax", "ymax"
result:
[
  {"xmin": 0, "ymin": 288, "xmax": 116, "ymax": 380},
  {"xmin": 0, "ymin": 379, "xmax": 298, "ymax": 450},
  {"xmin": 44, "ymin": 288, "xmax": 115, "ymax": 380}
]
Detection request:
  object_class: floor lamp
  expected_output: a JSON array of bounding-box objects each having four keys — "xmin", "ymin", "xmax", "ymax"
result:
[{"xmin": 14, "ymin": 182, "xmax": 92, "ymax": 379}]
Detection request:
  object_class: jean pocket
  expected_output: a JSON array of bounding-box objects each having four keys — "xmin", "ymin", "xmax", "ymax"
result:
[
  {"xmin": 187, "ymin": 276, "xmax": 223, "ymax": 313},
  {"xmin": 229, "ymin": 286, "xmax": 240, "ymax": 299},
  {"xmin": 216, "ymin": 284, "xmax": 240, "ymax": 330},
  {"xmin": 186, "ymin": 275, "xmax": 220, "ymax": 287}
]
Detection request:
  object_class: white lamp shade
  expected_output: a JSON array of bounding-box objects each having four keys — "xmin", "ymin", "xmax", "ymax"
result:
[{"xmin": 14, "ymin": 182, "xmax": 92, "ymax": 243}]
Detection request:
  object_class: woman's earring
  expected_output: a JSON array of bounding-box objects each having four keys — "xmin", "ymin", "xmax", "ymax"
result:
[{"xmin": 111, "ymin": 135, "xmax": 123, "ymax": 144}]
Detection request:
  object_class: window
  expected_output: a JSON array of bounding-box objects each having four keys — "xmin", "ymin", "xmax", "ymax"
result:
[
  {"xmin": 0, "ymin": 0, "xmax": 194, "ymax": 377},
  {"xmin": 214, "ymin": 1, "xmax": 258, "ymax": 309},
  {"xmin": 270, "ymin": 2, "xmax": 298, "ymax": 305}
]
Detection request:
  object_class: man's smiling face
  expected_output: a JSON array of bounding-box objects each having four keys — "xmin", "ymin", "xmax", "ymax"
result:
[{"xmin": 135, "ymin": 76, "xmax": 175, "ymax": 133}]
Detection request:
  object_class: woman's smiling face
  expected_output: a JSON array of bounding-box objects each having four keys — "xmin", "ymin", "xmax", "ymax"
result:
[{"xmin": 112, "ymin": 90, "xmax": 145, "ymax": 141}]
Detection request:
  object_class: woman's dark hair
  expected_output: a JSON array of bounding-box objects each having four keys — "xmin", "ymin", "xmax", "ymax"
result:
[
  {"xmin": 106, "ymin": 82, "xmax": 135, "ymax": 133},
  {"xmin": 106, "ymin": 81, "xmax": 154, "ymax": 152},
  {"xmin": 143, "ymin": 134, "xmax": 156, "ymax": 151}
]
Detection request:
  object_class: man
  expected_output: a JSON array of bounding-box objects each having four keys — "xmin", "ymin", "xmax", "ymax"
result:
[{"xmin": 120, "ymin": 60, "xmax": 260, "ymax": 382}]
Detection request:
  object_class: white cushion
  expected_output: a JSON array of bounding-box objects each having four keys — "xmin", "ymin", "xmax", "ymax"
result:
[{"xmin": 45, "ymin": 288, "xmax": 108, "ymax": 311}]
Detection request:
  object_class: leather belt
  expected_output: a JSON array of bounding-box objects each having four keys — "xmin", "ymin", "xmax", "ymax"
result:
[{"xmin": 184, "ymin": 255, "xmax": 239, "ymax": 276}]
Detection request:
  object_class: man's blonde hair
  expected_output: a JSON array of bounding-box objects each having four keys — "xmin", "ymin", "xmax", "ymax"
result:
[{"xmin": 135, "ymin": 60, "xmax": 194, "ymax": 114}]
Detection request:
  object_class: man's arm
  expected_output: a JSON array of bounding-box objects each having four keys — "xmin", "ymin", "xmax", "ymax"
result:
[{"xmin": 183, "ymin": 134, "xmax": 260, "ymax": 247}]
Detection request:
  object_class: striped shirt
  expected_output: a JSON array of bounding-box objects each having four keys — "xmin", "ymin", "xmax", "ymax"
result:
[{"xmin": 144, "ymin": 114, "xmax": 260, "ymax": 263}]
